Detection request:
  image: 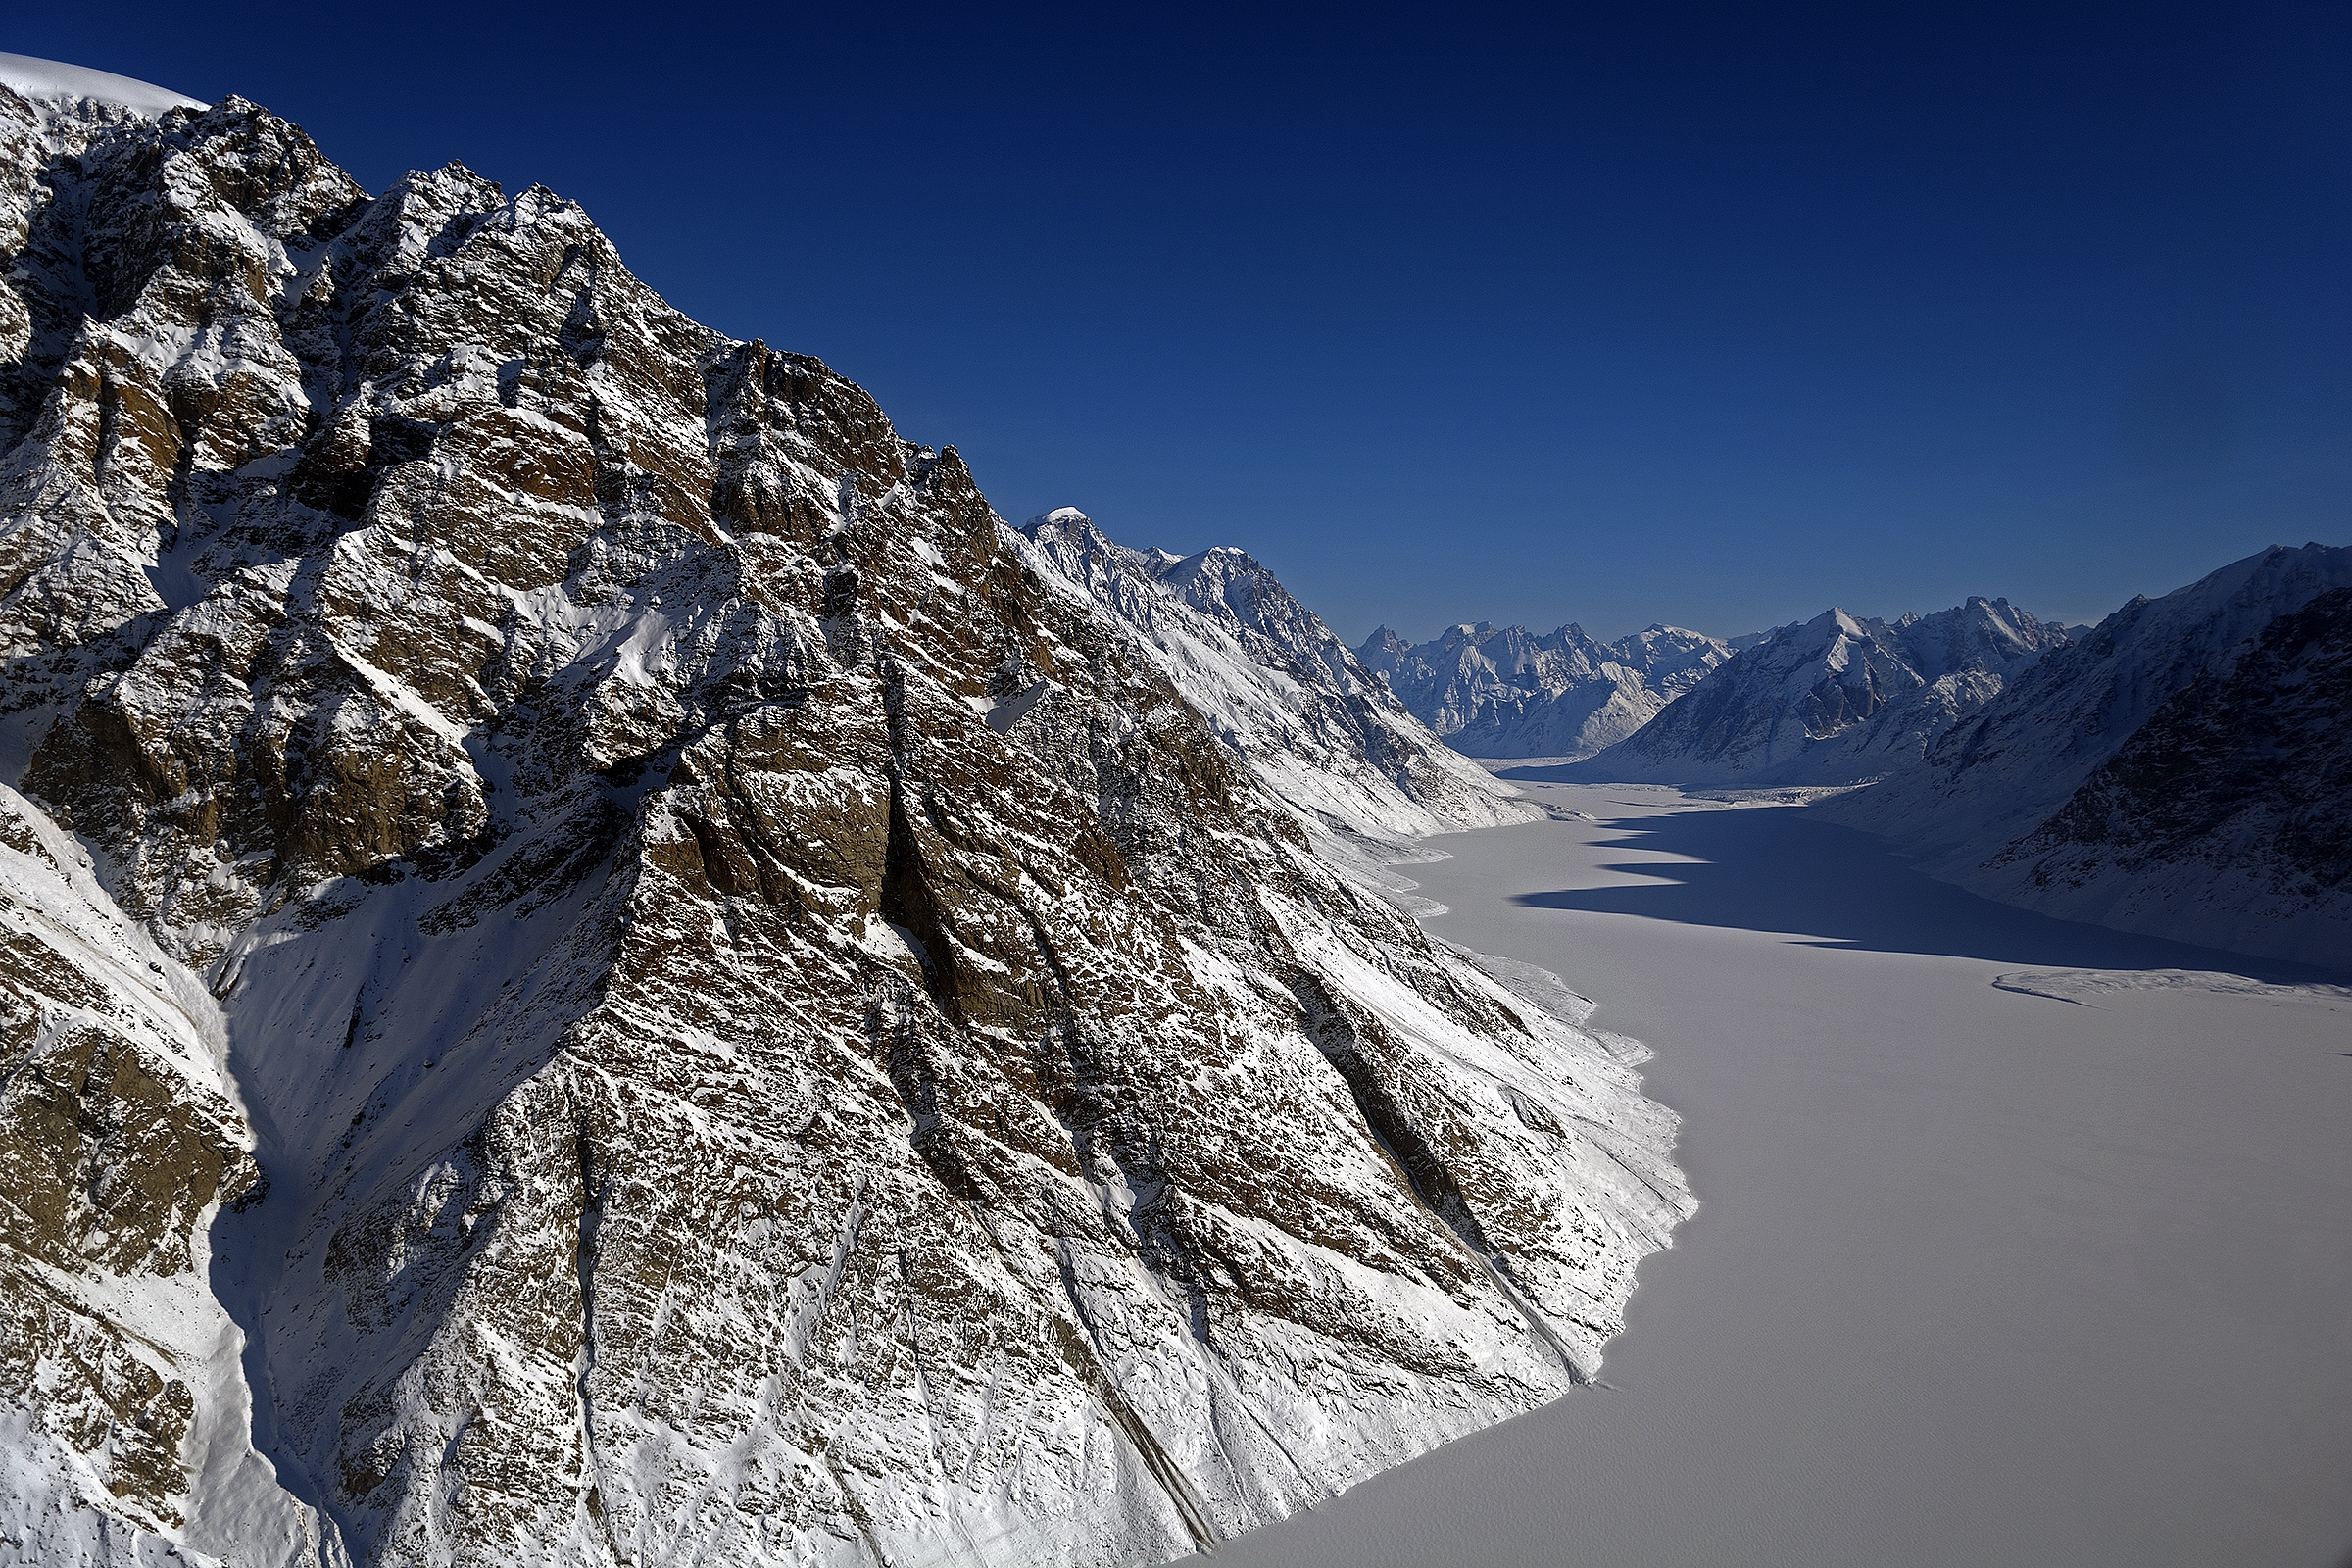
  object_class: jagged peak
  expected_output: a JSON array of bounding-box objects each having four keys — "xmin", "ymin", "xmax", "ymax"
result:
[{"xmin": 1782, "ymin": 606, "xmax": 1873, "ymax": 642}]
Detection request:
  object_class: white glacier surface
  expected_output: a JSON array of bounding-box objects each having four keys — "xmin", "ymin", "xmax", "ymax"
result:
[{"xmin": 0, "ymin": 54, "xmax": 206, "ymax": 117}]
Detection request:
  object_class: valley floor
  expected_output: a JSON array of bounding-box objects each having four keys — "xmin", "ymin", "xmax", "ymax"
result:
[{"xmin": 1216, "ymin": 784, "xmax": 2352, "ymax": 1568}]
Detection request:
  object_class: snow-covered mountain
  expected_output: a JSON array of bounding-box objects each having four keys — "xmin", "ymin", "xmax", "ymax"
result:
[
  {"xmin": 1017, "ymin": 511, "xmax": 1537, "ymax": 852},
  {"xmin": 1822, "ymin": 544, "xmax": 2352, "ymax": 965},
  {"xmin": 1573, "ymin": 598, "xmax": 2071, "ymax": 786},
  {"xmin": 1356, "ymin": 620, "xmax": 1743, "ymax": 760},
  {"xmin": 0, "ymin": 66, "xmax": 1690, "ymax": 1567}
]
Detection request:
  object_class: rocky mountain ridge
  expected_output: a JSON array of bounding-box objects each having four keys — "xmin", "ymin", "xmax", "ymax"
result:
[
  {"xmin": 1355, "ymin": 619, "xmax": 1742, "ymax": 761},
  {"xmin": 1017, "ymin": 510, "xmax": 1538, "ymax": 855},
  {"xmin": 0, "ymin": 69, "xmax": 1690, "ymax": 1568},
  {"xmin": 1571, "ymin": 597, "xmax": 2071, "ymax": 786}
]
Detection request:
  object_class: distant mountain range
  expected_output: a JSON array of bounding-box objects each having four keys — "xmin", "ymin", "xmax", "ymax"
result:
[
  {"xmin": 1355, "ymin": 620, "xmax": 1757, "ymax": 760},
  {"xmin": 1019, "ymin": 527, "xmax": 2352, "ymax": 965},
  {"xmin": 1383, "ymin": 547, "xmax": 2348, "ymax": 966},
  {"xmin": 1567, "ymin": 597, "xmax": 2073, "ymax": 786}
]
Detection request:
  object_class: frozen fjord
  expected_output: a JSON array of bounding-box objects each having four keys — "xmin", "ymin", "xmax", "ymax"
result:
[{"xmin": 1216, "ymin": 782, "xmax": 2352, "ymax": 1568}]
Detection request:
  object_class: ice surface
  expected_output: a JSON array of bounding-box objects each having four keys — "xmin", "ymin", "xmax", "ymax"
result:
[
  {"xmin": 1989, "ymin": 967, "xmax": 2351, "ymax": 1005},
  {"xmin": 1216, "ymin": 783, "xmax": 2352, "ymax": 1568}
]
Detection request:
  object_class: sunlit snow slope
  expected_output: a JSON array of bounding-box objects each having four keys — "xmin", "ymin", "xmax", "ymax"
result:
[
  {"xmin": 1358, "ymin": 620, "xmax": 1739, "ymax": 761},
  {"xmin": 1574, "ymin": 598, "xmax": 2070, "ymax": 787},
  {"xmin": 0, "ymin": 53, "xmax": 208, "ymax": 118}
]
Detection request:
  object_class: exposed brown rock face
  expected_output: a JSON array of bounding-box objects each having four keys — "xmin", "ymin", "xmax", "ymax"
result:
[
  {"xmin": 0, "ymin": 79, "xmax": 1689, "ymax": 1566},
  {"xmin": 0, "ymin": 785, "xmax": 261, "ymax": 1541}
]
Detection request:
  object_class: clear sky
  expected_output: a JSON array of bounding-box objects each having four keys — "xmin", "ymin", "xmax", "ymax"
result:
[{"xmin": 13, "ymin": 4, "xmax": 2347, "ymax": 645}]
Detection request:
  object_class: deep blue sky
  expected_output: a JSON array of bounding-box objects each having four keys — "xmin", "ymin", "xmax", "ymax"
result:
[{"xmin": 14, "ymin": 5, "xmax": 2347, "ymax": 644}]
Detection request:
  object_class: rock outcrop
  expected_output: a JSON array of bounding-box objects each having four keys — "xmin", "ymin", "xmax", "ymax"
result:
[{"xmin": 0, "ymin": 68, "xmax": 1690, "ymax": 1566}]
